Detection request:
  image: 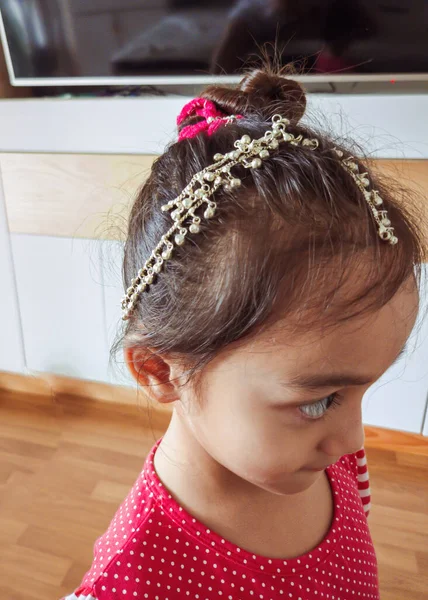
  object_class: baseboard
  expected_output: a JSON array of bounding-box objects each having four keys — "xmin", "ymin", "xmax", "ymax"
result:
[{"xmin": 0, "ymin": 370, "xmax": 173, "ymax": 413}]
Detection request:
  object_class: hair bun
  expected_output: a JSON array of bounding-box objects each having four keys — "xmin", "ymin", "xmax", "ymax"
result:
[
  {"xmin": 201, "ymin": 68, "xmax": 306, "ymax": 125},
  {"xmin": 240, "ymin": 69, "xmax": 306, "ymax": 123}
]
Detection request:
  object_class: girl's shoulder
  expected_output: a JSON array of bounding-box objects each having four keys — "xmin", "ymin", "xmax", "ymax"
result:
[
  {"xmin": 61, "ymin": 446, "xmax": 373, "ymax": 600},
  {"xmin": 60, "ymin": 456, "xmax": 158, "ymax": 600}
]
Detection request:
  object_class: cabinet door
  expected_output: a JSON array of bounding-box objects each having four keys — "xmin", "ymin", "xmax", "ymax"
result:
[
  {"xmin": 11, "ymin": 234, "xmax": 110, "ymax": 382},
  {"xmin": 363, "ymin": 270, "xmax": 428, "ymax": 434},
  {"xmin": 100, "ymin": 239, "xmax": 136, "ymax": 388},
  {"xmin": 0, "ymin": 173, "xmax": 25, "ymax": 373}
]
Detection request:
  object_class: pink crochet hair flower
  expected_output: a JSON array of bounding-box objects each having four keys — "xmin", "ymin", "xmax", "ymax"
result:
[{"xmin": 177, "ymin": 98, "xmax": 243, "ymax": 141}]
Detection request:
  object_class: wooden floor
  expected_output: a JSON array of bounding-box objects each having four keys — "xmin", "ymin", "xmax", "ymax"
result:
[{"xmin": 0, "ymin": 389, "xmax": 427, "ymax": 600}]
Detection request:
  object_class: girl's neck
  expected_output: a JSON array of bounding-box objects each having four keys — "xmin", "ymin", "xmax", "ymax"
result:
[
  {"xmin": 155, "ymin": 409, "xmax": 259, "ymax": 503},
  {"xmin": 153, "ymin": 409, "xmax": 334, "ymax": 558}
]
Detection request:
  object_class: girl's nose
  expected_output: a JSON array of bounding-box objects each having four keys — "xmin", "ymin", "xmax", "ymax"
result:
[{"xmin": 320, "ymin": 403, "xmax": 365, "ymax": 460}]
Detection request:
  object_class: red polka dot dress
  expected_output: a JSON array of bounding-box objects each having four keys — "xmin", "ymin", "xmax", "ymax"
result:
[{"xmin": 63, "ymin": 445, "xmax": 378, "ymax": 600}]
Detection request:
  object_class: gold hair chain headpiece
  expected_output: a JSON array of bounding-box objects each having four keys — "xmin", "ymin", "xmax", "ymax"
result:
[
  {"xmin": 122, "ymin": 114, "xmax": 397, "ymax": 320},
  {"xmin": 332, "ymin": 147, "xmax": 397, "ymax": 245}
]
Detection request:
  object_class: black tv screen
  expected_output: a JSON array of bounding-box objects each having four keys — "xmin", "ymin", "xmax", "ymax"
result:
[{"xmin": 1, "ymin": 0, "xmax": 427, "ymax": 86}]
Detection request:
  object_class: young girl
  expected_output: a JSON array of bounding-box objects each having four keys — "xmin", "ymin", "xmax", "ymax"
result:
[{"xmin": 64, "ymin": 68, "xmax": 424, "ymax": 600}]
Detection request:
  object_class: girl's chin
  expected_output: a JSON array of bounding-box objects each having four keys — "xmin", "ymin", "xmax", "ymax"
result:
[{"xmin": 255, "ymin": 469, "xmax": 323, "ymax": 496}]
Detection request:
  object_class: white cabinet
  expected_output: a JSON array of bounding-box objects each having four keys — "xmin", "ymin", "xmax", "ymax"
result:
[
  {"xmin": 100, "ymin": 240, "xmax": 136, "ymax": 388},
  {"xmin": 363, "ymin": 271, "xmax": 428, "ymax": 434},
  {"xmin": 0, "ymin": 173, "xmax": 25, "ymax": 373},
  {"xmin": 10, "ymin": 234, "xmax": 110, "ymax": 382}
]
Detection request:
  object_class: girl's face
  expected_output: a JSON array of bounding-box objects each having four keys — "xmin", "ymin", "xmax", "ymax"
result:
[{"xmin": 176, "ymin": 280, "xmax": 419, "ymax": 495}]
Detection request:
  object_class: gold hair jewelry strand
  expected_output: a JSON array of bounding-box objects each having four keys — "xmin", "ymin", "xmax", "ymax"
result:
[
  {"xmin": 333, "ymin": 148, "xmax": 397, "ymax": 244},
  {"xmin": 122, "ymin": 114, "xmax": 397, "ymax": 320}
]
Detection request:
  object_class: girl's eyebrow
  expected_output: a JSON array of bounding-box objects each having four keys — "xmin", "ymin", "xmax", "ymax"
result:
[
  {"xmin": 282, "ymin": 344, "xmax": 408, "ymax": 392},
  {"xmin": 284, "ymin": 373, "xmax": 373, "ymax": 392}
]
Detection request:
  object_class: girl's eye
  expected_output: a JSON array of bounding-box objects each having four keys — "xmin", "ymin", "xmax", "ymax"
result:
[{"xmin": 299, "ymin": 393, "xmax": 342, "ymax": 420}]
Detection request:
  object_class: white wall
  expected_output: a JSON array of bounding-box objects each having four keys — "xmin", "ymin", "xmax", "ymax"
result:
[
  {"xmin": 363, "ymin": 270, "xmax": 428, "ymax": 433},
  {"xmin": 0, "ymin": 168, "xmax": 25, "ymax": 373}
]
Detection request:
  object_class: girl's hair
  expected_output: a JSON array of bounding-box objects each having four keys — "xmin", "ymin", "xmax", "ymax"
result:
[{"xmin": 114, "ymin": 67, "xmax": 425, "ymax": 391}]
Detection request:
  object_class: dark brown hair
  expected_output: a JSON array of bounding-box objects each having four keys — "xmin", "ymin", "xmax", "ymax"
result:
[{"xmin": 115, "ymin": 67, "xmax": 426, "ymax": 391}]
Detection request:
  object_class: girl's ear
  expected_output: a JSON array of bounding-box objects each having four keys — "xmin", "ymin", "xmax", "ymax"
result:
[{"xmin": 124, "ymin": 346, "xmax": 180, "ymax": 404}]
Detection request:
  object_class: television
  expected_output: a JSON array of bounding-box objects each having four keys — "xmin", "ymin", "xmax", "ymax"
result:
[{"xmin": 1, "ymin": 0, "xmax": 428, "ymax": 88}]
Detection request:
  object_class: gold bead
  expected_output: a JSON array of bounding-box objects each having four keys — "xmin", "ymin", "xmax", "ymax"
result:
[
  {"xmin": 214, "ymin": 153, "xmax": 223, "ymax": 161},
  {"xmin": 241, "ymin": 135, "xmax": 251, "ymax": 144},
  {"xmin": 251, "ymin": 158, "xmax": 262, "ymax": 168},
  {"xmin": 259, "ymin": 149, "xmax": 269, "ymax": 159},
  {"xmin": 230, "ymin": 178, "xmax": 241, "ymax": 188},
  {"xmin": 175, "ymin": 233, "xmax": 186, "ymax": 246}
]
